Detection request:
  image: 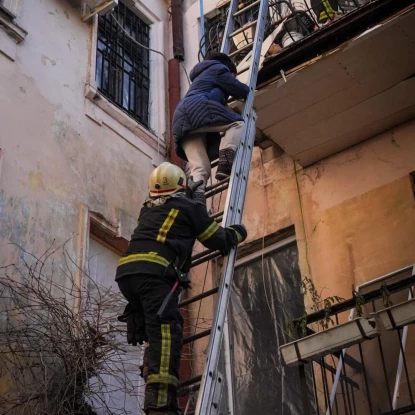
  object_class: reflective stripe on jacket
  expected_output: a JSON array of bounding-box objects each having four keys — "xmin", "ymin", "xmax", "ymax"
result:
[{"xmin": 115, "ymin": 196, "xmax": 236, "ymax": 280}]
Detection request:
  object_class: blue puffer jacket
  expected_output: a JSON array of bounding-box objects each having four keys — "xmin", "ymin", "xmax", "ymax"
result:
[{"xmin": 172, "ymin": 60, "xmax": 250, "ymax": 161}]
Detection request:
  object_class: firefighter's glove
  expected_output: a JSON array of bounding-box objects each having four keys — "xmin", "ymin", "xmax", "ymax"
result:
[
  {"xmin": 179, "ymin": 275, "xmax": 192, "ymax": 290},
  {"xmin": 227, "ymin": 224, "xmax": 248, "ymax": 246},
  {"xmin": 117, "ymin": 303, "xmax": 147, "ymax": 346},
  {"xmin": 187, "ymin": 178, "xmax": 204, "ymax": 198}
]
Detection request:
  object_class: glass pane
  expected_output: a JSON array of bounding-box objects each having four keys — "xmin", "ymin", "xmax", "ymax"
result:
[
  {"xmin": 136, "ymin": 85, "xmax": 142, "ymax": 119},
  {"xmin": 103, "ymin": 59, "xmax": 109, "ymax": 91},
  {"xmin": 96, "ymin": 51, "xmax": 103, "ymax": 88},
  {"xmin": 130, "ymin": 81, "xmax": 136, "ymax": 113},
  {"xmin": 123, "ymin": 72, "xmax": 129, "ymax": 110},
  {"xmin": 95, "ymin": 3, "xmax": 151, "ymax": 127},
  {"xmin": 142, "ymin": 87, "xmax": 149, "ymax": 124},
  {"xmin": 97, "ymin": 39, "xmax": 106, "ymax": 51}
]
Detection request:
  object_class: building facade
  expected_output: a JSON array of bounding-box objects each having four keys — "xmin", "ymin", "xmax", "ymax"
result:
[
  {"xmin": 1, "ymin": 0, "xmax": 415, "ymax": 413},
  {"xmin": 0, "ymin": 0, "xmax": 169, "ymax": 412},
  {"xmin": 179, "ymin": 1, "xmax": 415, "ymax": 414}
]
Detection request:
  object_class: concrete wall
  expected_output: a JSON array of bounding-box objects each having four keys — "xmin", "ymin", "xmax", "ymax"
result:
[
  {"xmin": 0, "ymin": 0, "xmax": 169, "ymax": 281},
  {"xmin": 177, "ymin": 4, "xmax": 415, "ymax": 406}
]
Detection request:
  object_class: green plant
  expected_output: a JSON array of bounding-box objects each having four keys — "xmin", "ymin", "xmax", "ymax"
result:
[
  {"xmin": 352, "ymin": 286, "xmax": 366, "ymax": 317},
  {"xmin": 380, "ymin": 283, "xmax": 393, "ymax": 307},
  {"xmin": 291, "ymin": 276, "xmax": 345, "ymax": 335}
]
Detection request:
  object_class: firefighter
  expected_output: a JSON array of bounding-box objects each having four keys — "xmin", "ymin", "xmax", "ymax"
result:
[{"xmin": 116, "ymin": 162, "xmax": 247, "ymax": 415}]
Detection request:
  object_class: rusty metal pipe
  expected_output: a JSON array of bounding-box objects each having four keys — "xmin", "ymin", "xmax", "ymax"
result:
[{"xmin": 168, "ymin": 58, "xmax": 183, "ymax": 167}]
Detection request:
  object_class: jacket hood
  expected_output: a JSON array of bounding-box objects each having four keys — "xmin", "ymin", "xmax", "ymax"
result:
[{"xmin": 189, "ymin": 60, "xmax": 228, "ymax": 82}]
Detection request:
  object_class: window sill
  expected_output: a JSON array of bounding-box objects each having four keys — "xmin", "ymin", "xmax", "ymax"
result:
[
  {"xmin": 0, "ymin": 10, "xmax": 27, "ymax": 61},
  {"xmin": 85, "ymin": 84, "xmax": 167, "ymax": 157}
]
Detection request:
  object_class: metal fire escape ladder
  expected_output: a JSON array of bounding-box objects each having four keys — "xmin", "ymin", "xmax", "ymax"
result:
[{"xmin": 178, "ymin": 1, "xmax": 270, "ymax": 414}]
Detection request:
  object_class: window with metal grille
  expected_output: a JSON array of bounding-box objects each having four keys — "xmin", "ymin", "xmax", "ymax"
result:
[{"xmin": 96, "ymin": 2, "xmax": 150, "ymax": 128}]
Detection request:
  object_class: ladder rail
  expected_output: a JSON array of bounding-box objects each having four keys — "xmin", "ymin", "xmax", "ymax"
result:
[
  {"xmin": 220, "ymin": 0, "xmax": 239, "ymax": 56},
  {"xmin": 192, "ymin": 1, "xmax": 270, "ymax": 413}
]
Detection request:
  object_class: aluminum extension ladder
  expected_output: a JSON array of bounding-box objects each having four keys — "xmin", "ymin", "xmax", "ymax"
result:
[{"xmin": 178, "ymin": 1, "xmax": 270, "ymax": 414}]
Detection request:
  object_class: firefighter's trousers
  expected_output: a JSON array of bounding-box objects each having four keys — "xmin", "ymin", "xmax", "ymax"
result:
[{"xmin": 117, "ymin": 273, "xmax": 183, "ymax": 413}]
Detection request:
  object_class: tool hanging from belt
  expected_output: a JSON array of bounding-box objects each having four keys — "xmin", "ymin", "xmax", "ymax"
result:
[{"xmin": 157, "ymin": 257, "xmax": 191, "ymax": 319}]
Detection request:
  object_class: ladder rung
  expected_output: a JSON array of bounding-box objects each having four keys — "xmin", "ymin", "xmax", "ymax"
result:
[
  {"xmin": 233, "ymin": 0, "xmax": 261, "ymax": 17},
  {"xmin": 205, "ymin": 177, "xmax": 230, "ymax": 193},
  {"xmin": 191, "ymin": 248, "xmax": 214, "ymax": 262},
  {"xmin": 206, "ymin": 183, "xmax": 229, "ymax": 199},
  {"xmin": 177, "ymin": 383, "xmax": 200, "ymax": 397},
  {"xmin": 214, "ymin": 215, "xmax": 223, "ymax": 224},
  {"xmin": 191, "ymin": 251, "xmax": 222, "ymax": 268},
  {"xmin": 179, "ymin": 287, "xmax": 219, "ymax": 308},
  {"xmin": 229, "ymin": 19, "xmax": 257, "ymax": 38},
  {"xmin": 210, "ymin": 210, "xmax": 224, "ymax": 220},
  {"xmin": 229, "ymin": 41, "xmax": 254, "ymax": 58},
  {"xmin": 179, "ymin": 375, "xmax": 203, "ymax": 389},
  {"xmin": 211, "ymin": 159, "xmax": 218, "ymax": 169},
  {"xmin": 237, "ymin": 65, "xmax": 250, "ymax": 76},
  {"xmin": 183, "ymin": 329, "xmax": 211, "ymax": 344}
]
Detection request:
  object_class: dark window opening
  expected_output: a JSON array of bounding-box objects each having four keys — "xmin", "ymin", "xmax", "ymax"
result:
[
  {"xmin": 228, "ymin": 240, "xmax": 315, "ymax": 414},
  {"xmin": 410, "ymin": 171, "xmax": 415, "ymax": 198},
  {"xmin": 96, "ymin": 2, "xmax": 150, "ymax": 128},
  {"xmin": 201, "ymin": 9, "xmax": 227, "ymax": 61}
]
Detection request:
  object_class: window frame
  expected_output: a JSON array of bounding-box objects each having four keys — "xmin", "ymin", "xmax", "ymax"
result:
[
  {"xmin": 96, "ymin": 2, "xmax": 151, "ymax": 128},
  {"xmin": 234, "ymin": 235, "xmax": 297, "ymax": 268},
  {"xmin": 85, "ymin": 0, "xmax": 167, "ymax": 155},
  {"xmin": 0, "ymin": 4, "xmax": 15, "ymax": 20},
  {"xmin": 0, "ymin": 0, "xmax": 21, "ymax": 19}
]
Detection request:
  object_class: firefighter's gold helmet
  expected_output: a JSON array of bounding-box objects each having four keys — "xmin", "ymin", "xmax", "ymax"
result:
[{"xmin": 149, "ymin": 162, "xmax": 187, "ymax": 197}]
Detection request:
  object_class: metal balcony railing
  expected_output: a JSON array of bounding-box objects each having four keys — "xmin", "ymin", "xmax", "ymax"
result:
[
  {"xmin": 200, "ymin": 0, "xmax": 373, "ymax": 64},
  {"xmin": 280, "ymin": 265, "xmax": 415, "ymax": 415}
]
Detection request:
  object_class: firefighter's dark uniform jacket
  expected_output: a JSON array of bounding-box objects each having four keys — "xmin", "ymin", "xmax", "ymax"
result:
[
  {"xmin": 116, "ymin": 195, "xmax": 238, "ymax": 281},
  {"xmin": 115, "ymin": 194, "xmax": 241, "ymax": 412}
]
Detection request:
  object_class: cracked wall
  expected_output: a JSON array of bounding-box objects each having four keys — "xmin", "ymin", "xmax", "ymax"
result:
[{"xmin": 244, "ymin": 119, "xmax": 415, "ymax": 301}]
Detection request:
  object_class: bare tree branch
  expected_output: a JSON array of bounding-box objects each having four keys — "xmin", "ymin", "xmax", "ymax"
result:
[{"xmin": 0, "ymin": 243, "xmax": 144, "ymax": 415}]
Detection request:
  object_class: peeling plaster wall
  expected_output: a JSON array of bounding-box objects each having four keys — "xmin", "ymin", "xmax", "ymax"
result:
[
  {"xmin": 186, "ymin": 119, "xmax": 415, "ymax": 381},
  {"xmin": 244, "ymin": 120, "xmax": 415, "ymax": 303},
  {"xmin": 0, "ymin": 0, "xmax": 168, "ymax": 283}
]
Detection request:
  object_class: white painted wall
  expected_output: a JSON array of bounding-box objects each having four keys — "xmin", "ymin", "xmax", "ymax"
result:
[
  {"xmin": 180, "ymin": 0, "xmax": 219, "ymax": 94},
  {"xmin": 0, "ymin": 0, "xmax": 169, "ymax": 273},
  {"xmin": 88, "ymin": 237, "xmax": 145, "ymax": 414}
]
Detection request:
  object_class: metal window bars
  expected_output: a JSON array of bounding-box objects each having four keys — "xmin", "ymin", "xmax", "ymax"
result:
[{"xmin": 96, "ymin": 2, "xmax": 150, "ymax": 127}]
